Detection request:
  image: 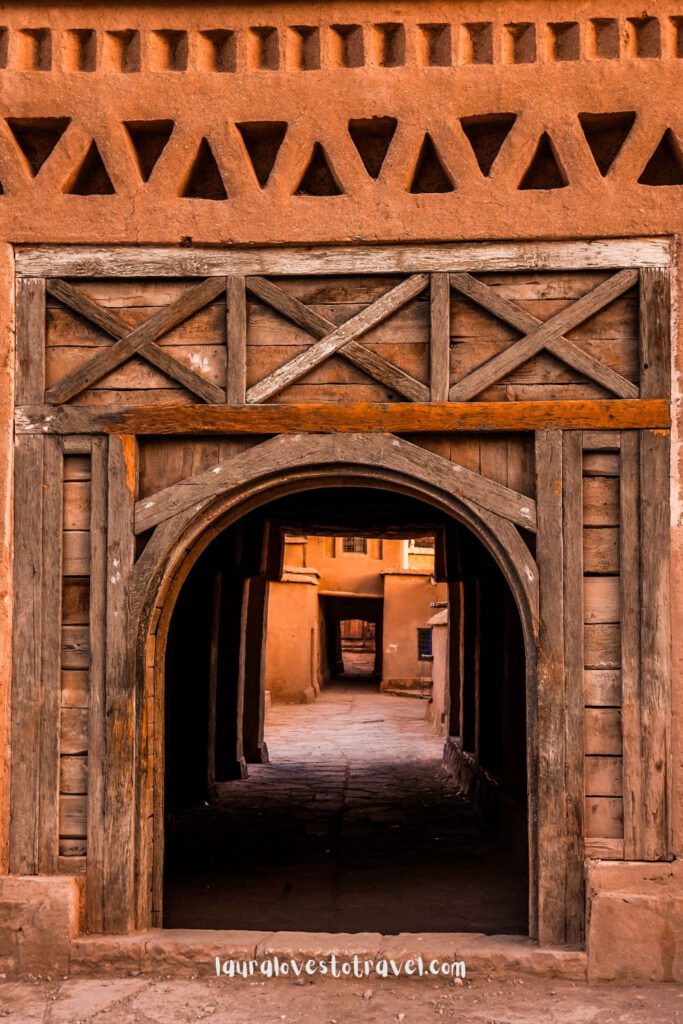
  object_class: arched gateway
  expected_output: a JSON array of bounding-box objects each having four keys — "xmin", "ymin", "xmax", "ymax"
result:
[{"xmin": 6, "ymin": 240, "xmax": 672, "ymax": 972}]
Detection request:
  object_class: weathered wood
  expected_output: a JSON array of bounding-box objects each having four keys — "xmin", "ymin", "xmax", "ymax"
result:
[
  {"xmin": 584, "ymin": 623, "xmax": 621, "ymax": 669},
  {"xmin": 583, "ymin": 528, "xmax": 619, "ymax": 574},
  {"xmin": 619, "ymin": 431, "xmax": 641, "ymax": 859},
  {"xmin": 61, "ymin": 669, "xmax": 89, "ymax": 708},
  {"xmin": 16, "ymin": 278, "xmax": 46, "ymax": 404},
  {"xmin": 430, "ymin": 273, "xmax": 450, "ymax": 402},
  {"xmin": 135, "ymin": 432, "xmax": 537, "ymax": 534},
  {"xmin": 585, "ymin": 756, "xmax": 623, "ymax": 797},
  {"xmin": 561, "ymin": 431, "xmax": 584, "ymax": 944},
  {"xmin": 585, "ymin": 797, "xmax": 624, "ymax": 839},
  {"xmin": 585, "ymin": 837, "xmax": 624, "ymax": 858},
  {"xmin": 585, "ymin": 708, "xmax": 623, "ymax": 755},
  {"xmin": 583, "ymin": 576, "xmax": 620, "ymax": 623},
  {"xmin": 583, "ymin": 453, "xmax": 620, "ymax": 476},
  {"xmin": 582, "ymin": 431, "xmax": 622, "ymax": 450},
  {"xmin": 583, "ymin": 477, "xmax": 619, "ymax": 526},
  {"xmin": 62, "ymin": 625, "xmax": 89, "ymax": 669},
  {"xmin": 58, "ymin": 853, "xmax": 87, "ymax": 874},
  {"xmin": 227, "ymin": 276, "xmax": 247, "ymax": 404},
  {"xmin": 59, "ymin": 794, "xmax": 87, "ymax": 838},
  {"xmin": 62, "ymin": 578, "xmax": 90, "ymax": 625},
  {"xmin": 534, "ymin": 430, "xmax": 567, "ymax": 945},
  {"xmin": 103, "ymin": 435, "xmax": 137, "ymax": 932},
  {"xmin": 450, "ymin": 271, "xmax": 639, "ymax": 401},
  {"xmin": 45, "ymin": 278, "xmax": 226, "ymax": 404},
  {"xmin": 638, "ymin": 428, "xmax": 672, "ymax": 858},
  {"xmin": 584, "ymin": 669, "xmax": 621, "ymax": 707},
  {"xmin": 16, "ymin": 238, "xmax": 672, "ymax": 278},
  {"xmin": 241, "ymin": 577, "xmax": 270, "ymax": 764},
  {"xmin": 247, "ymin": 275, "xmax": 429, "ymax": 403},
  {"xmin": 87, "ymin": 437, "xmax": 107, "ymax": 932},
  {"xmin": 639, "ymin": 268, "xmax": 670, "ymax": 399},
  {"xmin": 449, "ymin": 272, "xmax": 638, "ymax": 399},
  {"xmin": 9, "ymin": 436, "xmax": 44, "ymax": 873},
  {"xmin": 17, "ymin": 399, "xmax": 670, "ymax": 436},
  {"xmin": 63, "ymin": 532, "xmax": 90, "ymax": 575},
  {"xmin": 60, "ymin": 756, "xmax": 88, "ymax": 794},
  {"xmin": 60, "ymin": 708, "xmax": 89, "ymax": 754},
  {"xmin": 38, "ymin": 437, "xmax": 64, "ymax": 873}
]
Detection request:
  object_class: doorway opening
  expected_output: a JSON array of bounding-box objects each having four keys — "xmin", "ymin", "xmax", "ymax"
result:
[{"xmin": 161, "ymin": 485, "xmax": 529, "ymax": 934}]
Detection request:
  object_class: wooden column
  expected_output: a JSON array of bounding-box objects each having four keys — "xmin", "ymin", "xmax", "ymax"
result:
[
  {"xmin": 534, "ymin": 429, "xmax": 567, "ymax": 946},
  {"xmin": 227, "ymin": 275, "xmax": 247, "ymax": 404},
  {"xmin": 10, "ymin": 278, "xmax": 47, "ymax": 874},
  {"xmin": 240, "ymin": 576, "xmax": 270, "ymax": 765},
  {"xmin": 103, "ymin": 435, "xmax": 137, "ymax": 932},
  {"xmin": 430, "ymin": 273, "xmax": 450, "ymax": 402},
  {"xmin": 561, "ymin": 431, "xmax": 585, "ymax": 944}
]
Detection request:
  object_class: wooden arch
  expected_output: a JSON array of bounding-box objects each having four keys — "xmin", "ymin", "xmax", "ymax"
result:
[{"xmin": 128, "ymin": 432, "xmax": 542, "ymax": 934}]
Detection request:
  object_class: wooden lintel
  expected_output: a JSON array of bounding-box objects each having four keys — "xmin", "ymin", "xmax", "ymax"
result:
[{"xmin": 15, "ymin": 399, "xmax": 670, "ymax": 436}]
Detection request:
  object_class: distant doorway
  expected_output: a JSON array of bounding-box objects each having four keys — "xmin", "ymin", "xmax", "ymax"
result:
[{"xmin": 339, "ymin": 619, "xmax": 376, "ymax": 679}]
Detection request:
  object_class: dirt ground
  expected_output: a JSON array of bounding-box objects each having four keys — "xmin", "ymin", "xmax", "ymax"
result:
[{"xmin": 1, "ymin": 975, "xmax": 683, "ymax": 1023}]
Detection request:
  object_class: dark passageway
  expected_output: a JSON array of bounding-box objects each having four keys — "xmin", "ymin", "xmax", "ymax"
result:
[{"xmin": 162, "ymin": 485, "xmax": 530, "ymax": 934}]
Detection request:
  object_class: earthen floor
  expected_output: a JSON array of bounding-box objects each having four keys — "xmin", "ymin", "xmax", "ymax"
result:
[{"xmin": 164, "ymin": 682, "xmax": 528, "ymax": 934}]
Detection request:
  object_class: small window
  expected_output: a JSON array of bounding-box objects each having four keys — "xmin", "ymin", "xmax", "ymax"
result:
[
  {"xmin": 342, "ymin": 536, "xmax": 367, "ymax": 553},
  {"xmin": 417, "ymin": 627, "xmax": 433, "ymax": 660}
]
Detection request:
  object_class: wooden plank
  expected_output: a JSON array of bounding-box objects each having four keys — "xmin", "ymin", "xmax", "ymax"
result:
[
  {"xmin": 583, "ymin": 477, "xmax": 619, "ymax": 526},
  {"xmin": 585, "ymin": 797, "xmax": 623, "ymax": 839},
  {"xmin": 450, "ymin": 271, "xmax": 639, "ymax": 401},
  {"xmin": 87, "ymin": 437, "xmax": 107, "ymax": 932},
  {"xmin": 17, "ymin": 399, "xmax": 670, "ymax": 436},
  {"xmin": 247, "ymin": 275, "xmax": 430, "ymax": 403},
  {"xmin": 561, "ymin": 431, "xmax": 584, "ymax": 943},
  {"xmin": 60, "ymin": 756, "xmax": 88, "ymax": 794},
  {"xmin": 585, "ymin": 837, "xmax": 624, "ymax": 858},
  {"xmin": 58, "ymin": 853, "xmax": 87, "ymax": 874},
  {"xmin": 583, "ymin": 576, "xmax": 620, "ymax": 623},
  {"xmin": 619, "ymin": 432, "xmax": 641, "ymax": 859},
  {"xmin": 534, "ymin": 430, "xmax": 566, "ymax": 945},
  {"xmin": 583, "ymin": 431, "xmax": 622, "ymax": 450},
  {"xmin": 63, "ymin": 454, "xmax": 91, "ymax": 479},
  {"xmin": 135, "ymin": 432, "xmax": 537, "ymax": 534},
  {"xmin": 585, "ymin": 708, "xmax": 622, "ymax": 755},
  {"xmin": 639, "ymin": 268, "xmax": 670, "ymax": 399},
  {"xmin": 9, "ymin": 436, "xmax": 43, "ymax": 873},
  {"xmin": 61, "ymin": 669, "xmax": 89, "ymax": 708},
  {"xmin": 583, "ymin": 453, "xmax": 620, "ymax": 476},
  {"xmin": 38, "ymin": 437, "xmax": 63, "ymax": 873},
  {"xmin": 585, "ymin": 756, "xmax": 623, "ymax": 797},
  {"xmin": 59, "ymin": 794, "xmax": 87, "ymax": 838},
  {"xmin": 103, "ymin": 435, "xmax": 137, "ymax": 932},
  {"xmin": 62, "ymin": 578, "xmax": 90, "ymax": 625},
  {"xmin": 15, "ymin": 238, "xmax": 672, "ymax": 277},
  {"xmin": 430, "ymin": 273, "xmax": 450, "ymax": 402},
  {"xmin": 227, "ymin": 276, "xmax": 246, "ymax": 404},
  {"xmin": 638, "ymin": 429, "xmax": 671, "ymax": 858},
  {"xmin": 62, "ymin": 625, "xmax": 89, "ymax": 669},
  {"xmin": 16, "ymin": 278, "xmax": 46, "ymax": 404},
  {"xmin": 583, "ymin": 528, "xmax": 619, "ymax": 574},
  {"xmin": 449, "ymin": 272, "xmax": 638, "ymax": 400},
  {"xmin": 63, "ymin": 532, "xmax": 90, "ymax": 575},
  {"xmin": 63, "ymin": 481, "xmax": 91, "ymax": 531},
  {"xmin": 45, "ymin": 278, "xmax": 226, "ymax": 404},
  {"xmin": 60, "ymin": 708, "xmax": 88, "ymax": 754},
  {"xmin": 584, "ymin": 669, "xmax": 621, "ymax": 707},
  {"xmin": 584, "ymin": 623, "xmax": 621, "ymax": 669}
]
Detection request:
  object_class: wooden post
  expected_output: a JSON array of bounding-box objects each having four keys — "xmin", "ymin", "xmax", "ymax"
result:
[
  {"xmin": 103, "ymin": 435, "xmax": 137, "ymax": 932},
  {"xmin": 240, "ymin": 576, "xmax": 270, "ymax": 764},
  {"xmin": 561, "ymin": 431, "xmax": 584, "ymax": 944},
  {"xmin": 534, "ymin": 430, "xmax": 567, "ymax": 946},
  {"xmin": 430, "ymin": 273, "xmax": 450, "ymax": 402},
  {"xmin": 86, "ymin": 437, "xmax": 107, "ymax": 931},
  {"xmin": 227, "ymin": 276, "xmax": 247, "ymax": 404},
  {"xmin": 37, "ymin": 437, "xmax": 64, "ymax": 874}
]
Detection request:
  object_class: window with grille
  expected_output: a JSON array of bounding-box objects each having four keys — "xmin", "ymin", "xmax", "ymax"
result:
[
  {"xmin": 417, "ymin": 627, "xmax": 433, "ymax": 660},
  {"xmin": 342, "ymin": 536, "xmax": 367, "ymax": 553}
]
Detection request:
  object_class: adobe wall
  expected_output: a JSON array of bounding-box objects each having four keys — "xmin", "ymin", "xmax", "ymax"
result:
[
  {"xmin": 0, "ymin": 0, "xmax": 682, "ymax": 980},
  {"xmin": 264, "ymin": 576, "xmax": 320, "ymax": 702},
  {"xmin": 381, "ymin": 573, "xmax": 447, "ymax": 688}
]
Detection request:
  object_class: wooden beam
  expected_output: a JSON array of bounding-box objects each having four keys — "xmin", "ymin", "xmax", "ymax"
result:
[
  {"xmin": 561, "ymin": 431, "xmax": 584, "ymax": 944},
  {"xmin": 430, "ymin": 273, "xmax": 450, "ymax": 403},
  {"xmin": 16, "ymin": 278, "xmax": 45, "ymax": 404},
  {"xmin": 227, "ymin": 276, "xmax": 247, "ymax": 404},
  {"xmin": 450, "ymin": 270, "xmax": 639, "ymax": 401},
  {"xmin": 15, "ymin": 238, "xmax": 672, "ymax": 278},
  {"xmin": 15, "ymin": 399, "xmax": 671, "ymax": 437},
  {"xmin": 45, "ymin": 278, "xmax": 226, "ymax": 404},
  {"xmin": 620, "ymin": 431, "xmax": 641, "ymax": 860},
  {"xmin": 535, "ymin": 430, "xmax": 567, "ymax": 946},
  {"xmin": 103, "ymin": 435, "xmax": 137, "ymax": 932},
  {"xmin": 134, "ymin": 432, "xmax": 537, "ymax": 534},
  {"xmin": 449, "ymin": 272, "xmax": 638, "ymax": 400},
  {"xmin": 247, "ymin": 274, "xmax": 429, "ymax": 403},
  {"xmin": 639, "ymin": 268, "xmax": 671, "ymax": 400}
]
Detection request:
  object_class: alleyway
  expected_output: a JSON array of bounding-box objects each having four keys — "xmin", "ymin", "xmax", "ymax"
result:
[{"xmin": 164, "ymin": 682, "xmax": 528, "ymax": 934}]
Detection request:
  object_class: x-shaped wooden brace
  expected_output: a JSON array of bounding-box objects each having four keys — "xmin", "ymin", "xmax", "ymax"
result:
[
  {"xmin": 45, "ymin": 278, "xmax": 227, "ymax": 405},
  {"xmin": 449, "ymin": 269, "xmax": 640, "ymax": 402},
  {"xmin": 245, "ymin": 274, "xmax": 431, "ymax": 404}
]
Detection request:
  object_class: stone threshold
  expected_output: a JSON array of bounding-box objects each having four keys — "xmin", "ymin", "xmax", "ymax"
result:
[{"xmin": 71, "ymin": 930, "xmax": 586, "ymax": 979}]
